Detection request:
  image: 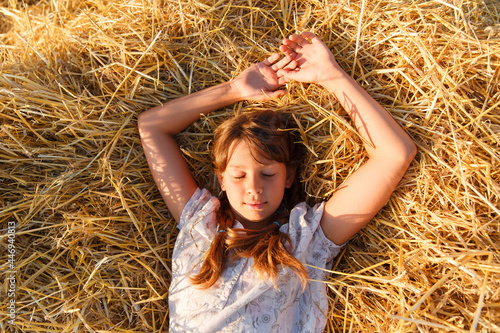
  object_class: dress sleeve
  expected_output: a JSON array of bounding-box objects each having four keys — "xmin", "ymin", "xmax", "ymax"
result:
[
  {"xmin": 285, "ymin": 201, "xmax": 345, "ymax": 266},
  {"xmin": 178, "ymin": 188, "xmax": 220, "ymax": 239}
]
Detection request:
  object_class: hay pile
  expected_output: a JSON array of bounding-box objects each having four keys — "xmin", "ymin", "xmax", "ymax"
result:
[{"xmin": 1, "ymin": 0, "xmax": 499, "ymax": 331}]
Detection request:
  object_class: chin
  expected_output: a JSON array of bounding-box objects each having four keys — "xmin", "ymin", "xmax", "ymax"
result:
[{"xmin": 236, "ymin": 211, "xmax": 270, "ymax": 224}]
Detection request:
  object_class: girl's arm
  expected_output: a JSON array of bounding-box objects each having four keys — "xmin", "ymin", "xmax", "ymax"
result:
[
  {"xmin": 138, "ymin": 53, "xmax": 294, "ymax": 222},
  {"xmin": 279, "ymin": 32, "xmax": 417, "ymax": 246}
]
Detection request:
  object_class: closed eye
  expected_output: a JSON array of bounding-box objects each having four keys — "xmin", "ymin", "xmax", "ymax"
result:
[{"xmin": 262, "ymin": 173, "xmax": 276, "ymax": 177}]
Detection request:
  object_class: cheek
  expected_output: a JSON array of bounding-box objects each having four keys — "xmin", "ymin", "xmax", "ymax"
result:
[
  {"xmin": 223, "ymin": 178, "xmax": 241, "ymax": 193},
  {"xmin": 266, "ymin": 176, "xmax": 287, "ymax": 193}
]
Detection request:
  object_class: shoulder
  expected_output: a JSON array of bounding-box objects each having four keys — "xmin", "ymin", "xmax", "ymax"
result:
[
  {"xmin": 287, "ymin": 201, "xmax": 325, "ymax": 238},
  {"xmin": 284, "ymin": 201, "xmax": 345, "ymax": 262},
  {"xmin": 290, "ymin": 201, "xmax": 325, "ymax": 229},
  {"xmin": 178, "ymin": 188, "xmax": 220, "ymax": 232}
]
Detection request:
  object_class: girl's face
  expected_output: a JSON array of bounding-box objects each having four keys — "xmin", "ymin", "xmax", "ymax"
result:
[{"xmin": 218, "ymin": 140, "xmax": 295, "ymax": 230}]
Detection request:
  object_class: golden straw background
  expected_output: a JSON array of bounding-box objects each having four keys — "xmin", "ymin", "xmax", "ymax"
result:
[{"xmin": 1, "ymin": 0, "xmax": 499, "ymax": 332}]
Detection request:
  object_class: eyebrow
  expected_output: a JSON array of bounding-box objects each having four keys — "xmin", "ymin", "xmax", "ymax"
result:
[{"xmin": 227, "ymin": 162, "xmax": 277, "ymax": 169}]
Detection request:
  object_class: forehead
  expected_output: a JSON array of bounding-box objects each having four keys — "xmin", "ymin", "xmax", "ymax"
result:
[{"xmin": 226, "ymin": 140, "xmax": 276, "ymax": 168}]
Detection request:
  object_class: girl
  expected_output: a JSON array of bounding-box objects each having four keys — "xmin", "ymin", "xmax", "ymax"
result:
[{"xmin": 138, "ymin": 32, "xmax": 416, "ymax": 332}]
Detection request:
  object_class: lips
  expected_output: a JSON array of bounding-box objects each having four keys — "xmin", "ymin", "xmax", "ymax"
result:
[{"xmin": 245, "ymin": 202, "xmax": 266, "ymax": 210}]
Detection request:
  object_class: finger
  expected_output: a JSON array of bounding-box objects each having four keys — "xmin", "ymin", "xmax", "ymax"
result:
[
  {"xmin": 277, "ymin": 68, "xmax": 290, "ymax": 80},
  {"xmin": 279, "ymin": 44, "xmax": 291, "ymax": 52},
  {"xmin": 282, "ymin": 37, "xmax": 302, "ymax": 52},
  {"xmin": 271, "ymin": 55, "xmax": 294, "ymax": 71},
  {"xmin": 278, "ymin": 76, "xmax": 289, "ymax": 85},
  {"xmin": 279, "ymin": 44, "xmax": 296, "ymax": 58},
  {"xmin": 277, "ymin": 56, "xmax": 302, "ymax": 71},
  {"xmin": 262, "ymin": 53, "xmax": 281, "ymax": 66},
  {"xmin": 300, "ymin": 31, "xmax": 318, "ymax": 43},
  {"xmin": 289, "ymin": 33, "xmax": 306, "ymax": 45},
  {"xmin": 259, "ymin": 89, "xmax": 285, "ymax": 102},
  {"xmin": 277, "ymin": 68, "xmax": 300, "ymax": 81},
  {"xmin": 282, "ymin": 59, "xmax": 297, "ymax": 70},
  {"xmin": 272, "ymin": 90, "xmax": 286, "ymax": 98},
  {"xmin": 289, "ymin": 33, "xmax": 312, "ymax": 46}
]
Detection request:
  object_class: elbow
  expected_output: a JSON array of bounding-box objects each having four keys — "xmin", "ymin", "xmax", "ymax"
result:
[
  {"xmin": 137, "ymin": 110, "xmax": 151, "ymax": 131},
  {"xmin": 376, "ymin": 140, "xmax": 417, "ymax": 172},
  {"xmin": 404, "ymin": 141, "xmax": 417, "ymax": 163},
  {"xmin": 138, "ymin": 105, "xmax": 179, "ymax": 137},
  {"xmin": 407, "ymin": 140, "xmax": 417, "ymax": 163},
  {"xmin": 395, "ymin": 141, "xmax": 417, "ymax": 171},
  {"xmin": 137, "ymin": 109, "xmax": 161, "ymax": 138},
  {"xmin": 137, "ymin": 112, "xmax": 148, "ymax": 139}
]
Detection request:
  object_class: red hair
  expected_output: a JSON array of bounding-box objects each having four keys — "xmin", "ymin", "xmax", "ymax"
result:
[{"xmin": 190, "ymin": 110, "xmax": 308, "ymax": 289}]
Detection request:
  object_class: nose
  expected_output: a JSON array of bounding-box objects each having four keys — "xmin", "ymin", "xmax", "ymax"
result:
[{"xmin": 246, "ymin": 174, "xmax": 263, "ymax": 195}]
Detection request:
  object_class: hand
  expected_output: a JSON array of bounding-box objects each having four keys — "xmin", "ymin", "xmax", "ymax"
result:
[
  {"xmin": 231, "ymin": 53, "xmax": 297, "ymax": 102},
  {"xmin": 278, "ymin": 32, "xmax": 342, "ymax": 86}
]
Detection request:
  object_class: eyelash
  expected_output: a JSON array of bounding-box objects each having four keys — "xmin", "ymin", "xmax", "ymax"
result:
[{"xmin": 233, "ymin": 174, "xmax": 275, "ymax": 179}]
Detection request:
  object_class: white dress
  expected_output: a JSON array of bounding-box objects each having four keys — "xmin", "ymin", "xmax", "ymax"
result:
[{"xmin": 169, "ymin": 188, "xmax": 344, "ymax": 332}]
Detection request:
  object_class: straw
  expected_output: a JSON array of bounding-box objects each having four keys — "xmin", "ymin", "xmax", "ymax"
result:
[{"xmin": 1, "ymin": 0, "xmax": 499, "ymax": 332}]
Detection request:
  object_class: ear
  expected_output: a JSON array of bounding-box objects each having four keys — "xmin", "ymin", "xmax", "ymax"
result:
[
  {"xmin": 285, "ymin": 167, "xmax": 296, "ymax": 188},
  {"xmin": 217, "ymin": 173, "xmax": 226, "ymax": 191}
]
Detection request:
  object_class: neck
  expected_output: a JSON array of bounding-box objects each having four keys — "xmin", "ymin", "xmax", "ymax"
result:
[
  {"xmin": 239, "ymin": 218, "xmax": 273, "ymax": 230},
  {"xmin": 232, "ymin": 209, "xmax": 274, "ymax": 230}
]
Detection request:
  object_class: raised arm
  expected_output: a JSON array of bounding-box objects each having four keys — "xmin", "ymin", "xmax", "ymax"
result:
[
  {"xmin": 279, "ymin": 32, "xmax": 417, "ymax": 245},
  {"xmin": 138, "ymin": 54, "xmax": 295, "ymax": 222}
]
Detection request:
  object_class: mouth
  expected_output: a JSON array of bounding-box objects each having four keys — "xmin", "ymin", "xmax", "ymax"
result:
[{"xmin": 245, "ymin": 202, "xmax": 266, "ymax": 210}]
